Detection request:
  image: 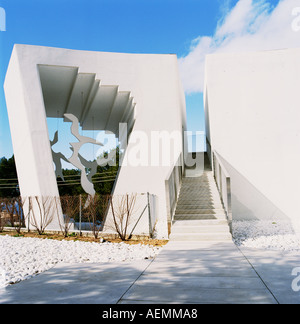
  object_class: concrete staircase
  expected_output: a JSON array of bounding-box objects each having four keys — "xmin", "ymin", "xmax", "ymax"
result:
[{"xmin": 169, "ymin": 155, "xmax": 232, "ymax": 242}]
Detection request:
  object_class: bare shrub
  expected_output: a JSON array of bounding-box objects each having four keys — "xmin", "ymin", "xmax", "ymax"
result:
[
  {"xmin": 0, "ymin": 198, "xmax": 4, "ymax": 232},
  {"xmin": 0, "ymin": 197, "xmax": 27, "ymax": 234},
  {"xmin": 109, "ymin": 193, "xmax": 137, "ymax": 241},
  {"xmin": 0, "ymin": 216, "xmax": 3, "ymax": 232},
  {"xmin": 29, "ymin": 196, "xmax": 55, "ymax": 235},
  {"xmin": 84, "ymin": 194, "xmax": 109, "ymax": 239},
  {"xmin": 58, "ymin": 195, "xmax": 79, "ymax": 237},
  {"xmin": 2, "ymin": 197, "xmax": 16, "ymax": 228},
  {"xmin": 12, "ymin": 196, "xmax": 26, "ymax": 234}
]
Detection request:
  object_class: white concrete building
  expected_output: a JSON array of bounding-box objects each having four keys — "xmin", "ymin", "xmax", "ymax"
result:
[
  {"xmin": 6, "ymin": 44, "xmax": 299, "ymax": 241},
  {"xmin": 204, "ymin": 48, "xmax": 300, "ymax": 235},
  {"xmin": 4, "ymin": 44, "xmax": 187, "ymax": 239}
]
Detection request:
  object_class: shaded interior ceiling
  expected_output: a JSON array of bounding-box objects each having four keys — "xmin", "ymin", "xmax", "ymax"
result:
[{"xmin": 38, "ymin": 64, "xmax": 136, "ymax": 137}]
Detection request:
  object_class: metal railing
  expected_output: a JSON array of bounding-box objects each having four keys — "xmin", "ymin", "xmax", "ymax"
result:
[
  {"xmin": 165, "ymin": 153, "xmax": 183, "ymax": 225},
  {"xmin": 78, "ymin": 192, "xmax": 157, "ymax": 239},
  {"xmin": 1, "ymin": 193, "xmax": 158, "ymax": 239},
  {"xmin": 212, "ymin": 151, "xmax": 233, "ymax": 232}
]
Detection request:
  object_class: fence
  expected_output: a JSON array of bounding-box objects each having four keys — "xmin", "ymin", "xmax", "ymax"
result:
[
  {"xmin": 0, "ymin": 193, "xmax": 158, "ymax": 240},
  {"xmin": 102, "ymin": 193, "xmax": 157, "ymax": 239}
]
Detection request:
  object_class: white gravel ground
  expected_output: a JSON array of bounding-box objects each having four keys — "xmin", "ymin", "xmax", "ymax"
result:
[
  {"xmin": 2, "ymin": 220, "xmax": 300, "ymax": 289},
  {"xmin": 0, "ymin": 235, "xmax": 162, "ymax": 289},
  {"xmin": 232, "ymin": 220, "xmax": 300, "ymax": 252}
]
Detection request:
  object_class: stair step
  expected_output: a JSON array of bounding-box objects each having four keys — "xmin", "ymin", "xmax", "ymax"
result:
[
  {"xmin": 175, "ymin": 212, "xmax": 225, "ymax": 216},
  {"xmin": 179, "ymin": 191, "xmax": 220, "ymax": 195},
  {"xmin": 181, "ymin": 188, "xmax": 216, "ymax": 190},
  {"xmin": 171, "ymin": 225, "xmax": 230, "ymax": 233},
  {"xmin": 177, "ymin": 201, "xmax": 222, "ymax": 205},
  {"xmin": 182, "ymin": 181, "xmax": 215, "ymax": 184},
  {"xmin": 178, "ymin": 196, "xmax": 221, "ymax": 199},
  {"xmin": 173, "ymin": 219, "xmax": 228, "ymax": 226},
  {"xmin": 180, "ymin": 192, "xmax": 218, "ymax": 195},
  {"xmin": 181, "ymin": 182, "xmax": 215, "ymax": 185},
  {"xmin": 181, "ymin": 189, "xmax": 215, "ymax": 191},
  {"xmin": 170, "ymin": 171, "xmax": 231, "ymax": 242},
  {"xmin": 182, "ymin": 177, "xmax": 213, "ymax": 181},
  {"xmin": 178, "ymin": 196, "xmax": 221, "ymax": 201},
  {"xmin": 178, "ymin": 198, "xmax": 222, "ymax": 202},
  {"xmin": 175, "ymin": 209, "xmax": 225, "ymax": 215},
  {"xmin": 180, "ymin": 186, "xmax": 217, "ymax": 189},
  {"xmin": 176, "ymin": 205, "xmax": 224, "ymax": 210},
  {"xmin": 174, "ymin": 215, "xmax": 227, "ymax": 221},
  {"xmin": 169, "ymin": 232, "xmax": 232, "ymax": 241},
  {"xmin": 177, "ymin": 201, "xmax": 224, "ymax": 208},
  {"xmin": 181, "ymin": 182, "xmax": 216, "ymax": 185},
  {"xmin": 180, "ymin": 190, "xmax": 218, "ymax": 192}
]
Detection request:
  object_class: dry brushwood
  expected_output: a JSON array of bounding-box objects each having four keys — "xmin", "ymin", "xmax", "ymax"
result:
[
  {"xmin": 29, "ymin": 196, "xmax": 55, "ymax": 235},
  {"xmin": 109, "ymin": 193, "xmax": 137, "ymax": 241},
  {"xmin": 58, "ymin": 195, "xmax": 80, "ymax": 237},
  {"xmin": 84, "ymin": 194, "xmax": 110, "ymax": 239},
  {"xmin": 12, "ymin": 196, "xmax": 26, "ymax": 234}
]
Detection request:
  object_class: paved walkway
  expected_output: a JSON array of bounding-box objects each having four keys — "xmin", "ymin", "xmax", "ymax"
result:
[
  {"xmin": 120, "ymin": 241, "xmax": 277, "ymax": 304},
  {"xmin": 0, "ymin": 240, "xmax": 300, "ymax": 304}
]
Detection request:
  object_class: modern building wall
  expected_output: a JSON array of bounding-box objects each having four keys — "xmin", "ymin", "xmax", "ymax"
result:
[
  {"xmin": 204, "ymin": 48, "xmax": 300, "ymax": 234},
  {"xmin": 4, "ymin": 44, "xmax": 187, "ymax": 238}
]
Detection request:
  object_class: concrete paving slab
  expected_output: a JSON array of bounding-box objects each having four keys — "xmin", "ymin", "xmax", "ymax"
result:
[
  {"xmin": 0, "ymin": 261, "xmax": 151, "ymax": 304},
  {"xmin": 119, "ymin": 241, "xmax": 278, "ymax": 304},
  {"xmin": 135, "ymin": 275, "xmax": 267, "ymax": 290},
  {"xmin": 142, "ymin": 264, "xmax": 258, "ymax": 278},
  {"xmin": 2, "ymin": 240, "xmax": 298, "ymax": 304},
  {"xmin": 162, "ymin": 241, "xmax": 239, "ymax": 250},
  {"xmin": 154, "ymin": 252, "xmax": 251, "ymax": 265},
  {"xmin": 121, "ymin": 284, "xmax": 276, "ymax": 304},
  {"xmin": 239, "ymin": 247, "xmax": 300, "ymax": 304}
]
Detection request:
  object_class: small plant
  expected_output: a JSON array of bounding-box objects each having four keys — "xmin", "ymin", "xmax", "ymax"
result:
[
  {"xmin": 109, "ymin": 193, "xmax": 137, "ymax": 241},
  {"xmin": 68, "ymin": 232, "xmax": 77, "ymax": 237},
  {"xmin": 84, "ymin": 194, "xmax": 109, "ymax": 239},
  {"xmin": 58, "ymin": 195, "xmax": 80, "ymax": 237},
  {"xmin": 13, "ymin": 233, "xmax": 24, "ymax": 237},
  {"xmin": 13, "ymin": 196, "xmax": 27, "ymax": 234},
  {"xmin": 29, "ymin": 196, "xmax": 55, "ymax": 235}
]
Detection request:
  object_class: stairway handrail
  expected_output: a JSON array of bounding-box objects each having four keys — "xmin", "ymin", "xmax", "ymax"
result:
[
  {"xmin": 212, "ymin": 150, "xmax": 233, "ymax": 232},
  {"xmin": 213, "ymin": 151, "xmax": 230, "ymax": 178},
  {"xmin": 165, "ymin": 153, "xmax": 183, "ymax": 225}
]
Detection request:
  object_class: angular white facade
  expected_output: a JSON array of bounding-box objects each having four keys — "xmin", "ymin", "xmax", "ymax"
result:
[
  {"xmin": 204, "ymin": 48, "xmax": 300, "ymax": 234},
  {"xmin": 4, "ymin": 44, "xmax": 187, "ymax": 239}
]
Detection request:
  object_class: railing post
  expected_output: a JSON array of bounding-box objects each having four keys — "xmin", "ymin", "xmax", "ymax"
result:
[
  {"xmin": 226, "ymin": 177, "xmax": 233, "ymax": 233},
  {"xmin": 147, "ymin": 192, "xmax": 153, "ymax": 238},
  {"xmin": 219, "ymin": 164, "xmax": 222, "ymax": 195},
  {"xmin": 165, "ymin": 153, "xmax": 183, "ymax": 236},
  {"xmin": 79, "ymin": 194, "xmax": 82, "ymax": 236},
  {"xmin": 212, "ymin": 150, "xmax": 233, "ymax": 234}
]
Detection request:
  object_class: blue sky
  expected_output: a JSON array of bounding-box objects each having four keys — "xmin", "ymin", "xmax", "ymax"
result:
[{"xmin": 0, "ymin": 0, "xmax": 297, "ymax": 158}]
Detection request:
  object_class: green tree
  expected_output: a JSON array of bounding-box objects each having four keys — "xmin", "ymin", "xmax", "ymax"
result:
[
  {"xmin": 57, "ymin": 169, "xmax": 85, "ymax": 196},
  {"xmin": 93, "ymin": 147, "xmax": 120, "ymax": 195},
  {"xmin": 57, "ymin": 147, "xmax": 120, "ymax": 196},
  {"xmin": 0, "ymin": 156, "xmax": 19, "ymax": 197}
]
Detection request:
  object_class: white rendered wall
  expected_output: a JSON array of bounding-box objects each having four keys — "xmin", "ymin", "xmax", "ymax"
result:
[
  {"xmin": 4, "ymin": 46, "xmax": 62, "ymax": 230},
  {"xmin": 204, "ymin": 48, "xmax": 300, "ymax": 234},
  {"xmin": 4, "ymin": 45, "xmax": 186, "ymax": 238}
]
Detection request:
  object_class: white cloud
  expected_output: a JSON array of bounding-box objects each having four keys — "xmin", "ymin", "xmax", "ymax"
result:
[{"xmin": 179, "ymin": 0, "xmax": 300, "ymax": 94}]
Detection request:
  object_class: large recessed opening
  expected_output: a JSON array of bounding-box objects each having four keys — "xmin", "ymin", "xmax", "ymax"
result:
[{"xmin": 38, "ymin": 64, "xmax": 136, "ymax": 196}]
